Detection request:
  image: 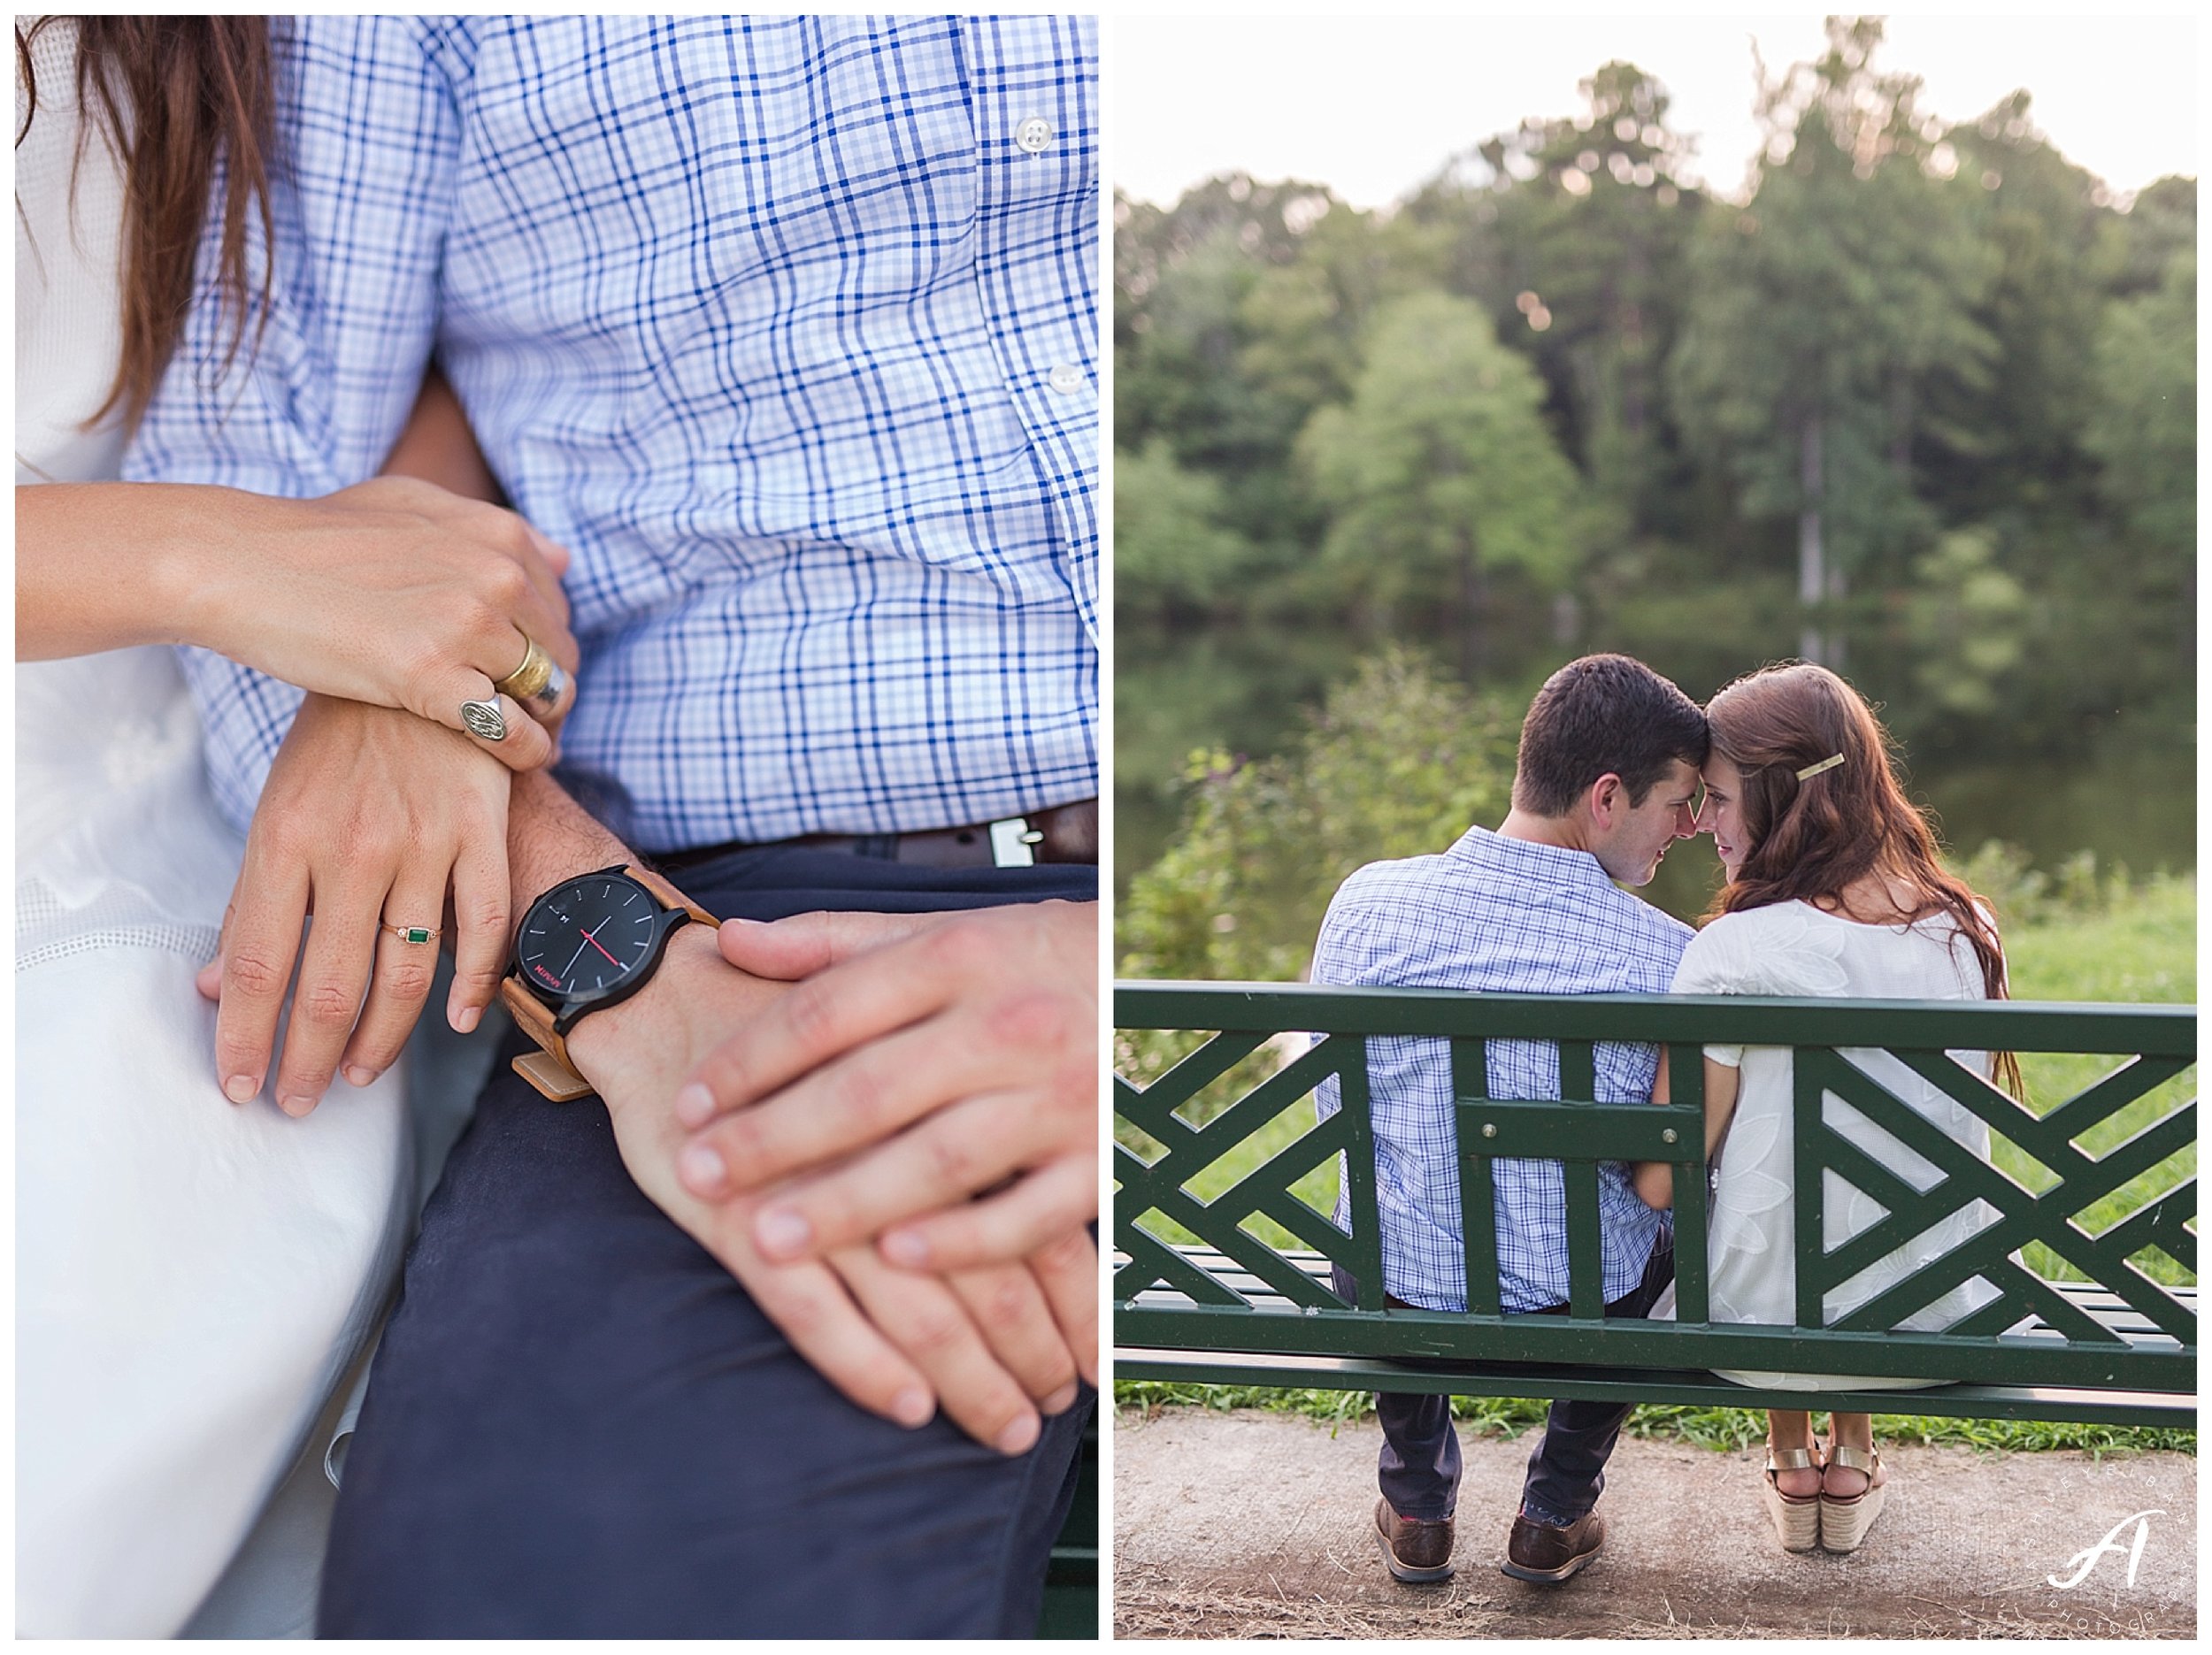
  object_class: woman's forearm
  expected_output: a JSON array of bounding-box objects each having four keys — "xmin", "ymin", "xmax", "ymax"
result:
[
  {"xmin": 18, "ymin": 367, "xmax": 504, "ymax": 663},
  {"xmin": 1632, "ymin": 1049, "xmax": 1741, "ymax": 1210},
  {"xmin": 16, "ymin": 481, "xmax": 242, "ymax": 658},
  {"xmin": 1632, "ymin": 1050, "xmax": 1677, "ymax": 1209}
]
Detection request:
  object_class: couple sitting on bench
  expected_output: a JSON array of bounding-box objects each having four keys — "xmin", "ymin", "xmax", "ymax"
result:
[{"xmin": 1313, "ymin": 653, "xmax": 2015, "ymax": 1584}]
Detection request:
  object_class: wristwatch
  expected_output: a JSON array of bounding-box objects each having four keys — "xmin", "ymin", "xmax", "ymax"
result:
[{"xmin": 501, "ymin": 862, "xmax": 718, "ymax": 1100}]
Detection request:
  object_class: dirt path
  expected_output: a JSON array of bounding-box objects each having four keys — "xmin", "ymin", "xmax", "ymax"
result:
[{"xmin": 1114, "ymin": 1406, "xmax": 2194, "ymax": 1639}]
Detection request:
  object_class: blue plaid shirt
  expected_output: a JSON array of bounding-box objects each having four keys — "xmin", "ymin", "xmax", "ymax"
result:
[
  {"xmin": 1311, "ymin": 826, "xmax": 1692, "ymax": 1313},
  {"xmin": 126, "ymin": 15, "xmax": 1098, "ymax": 849}
]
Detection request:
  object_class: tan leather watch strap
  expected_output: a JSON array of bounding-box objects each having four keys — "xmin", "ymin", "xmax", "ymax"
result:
[
  {"xmin": 502, "ymin": 862, "xmax": 716, "ymax": 1102},
  {"xmin": 626, "ymin": 862, "xmax": 719, "ymax": 931},
  {"xmin": 500, "ymin": 977, "xmax": 593, "ymax": 1100}
]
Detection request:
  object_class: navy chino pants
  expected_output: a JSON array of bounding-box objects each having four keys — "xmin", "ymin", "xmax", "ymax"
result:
[
  {"xmin": 319, "ymin": 847, "xmax": 1095, "ymax": 1637},
  {"xmin": 1336, "ymin": 1238, "xmax": 1674, "ymax": 1528}
]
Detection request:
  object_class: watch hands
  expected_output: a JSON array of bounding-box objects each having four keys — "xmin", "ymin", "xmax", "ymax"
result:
[{"xmin": 561, "ymin": 916, "xmax": 618, "ymax": 977}]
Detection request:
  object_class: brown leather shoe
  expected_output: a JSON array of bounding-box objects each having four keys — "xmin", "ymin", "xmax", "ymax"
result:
[
  {"xmin": 1373, "ymin": 1498, "xmax": 1455, "ymax": 1583},
  {"xmin": 1501, "ymin": 1508, "xmax": 1606, "ymax": 1583}
]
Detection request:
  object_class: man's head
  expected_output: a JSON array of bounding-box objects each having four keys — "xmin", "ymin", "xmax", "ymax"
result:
[{"xmin": 1511, "ymin": 654, "xmax": 1709, "ymax": 885}]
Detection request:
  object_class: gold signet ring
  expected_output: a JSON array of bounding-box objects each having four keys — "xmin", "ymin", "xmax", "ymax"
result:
[{"xmin": 495, "ymin": 635, "xmax": 563, "ymax": 713}]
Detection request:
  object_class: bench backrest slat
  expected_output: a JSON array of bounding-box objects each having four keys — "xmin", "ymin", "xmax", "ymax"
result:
[
  {"xmin": 1666, "ymin": 1043, "xmax": 1711, "ymax": 1324},
  {"xmin": 1451, "ymin": 1038, "xmax": 1501, "ymax": 1318}
]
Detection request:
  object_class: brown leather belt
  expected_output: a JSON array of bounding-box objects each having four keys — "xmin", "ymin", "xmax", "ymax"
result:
[{"xmin": 658, "ymin": 798, "xmax": 1097, "ymax": 872}]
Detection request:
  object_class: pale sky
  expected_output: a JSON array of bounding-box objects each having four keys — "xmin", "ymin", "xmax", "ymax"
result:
[{"xmin": 1111, "ymin": 13, "xmax": 2198, "ymax": 211}]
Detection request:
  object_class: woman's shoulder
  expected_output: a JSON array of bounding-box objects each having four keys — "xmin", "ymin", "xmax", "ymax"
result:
[
  {"xmin": 1686, "ymin": 902, "xmax": 1830, "ymax": 953},
  {"xmin": 1675, "ymin": 902, "xmax": 1846, "ymax": 995}
]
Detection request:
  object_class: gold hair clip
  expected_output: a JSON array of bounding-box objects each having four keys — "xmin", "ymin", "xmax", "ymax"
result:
[{"xmin": 1796, "ymin": 753, "xmax": 1846, "ymax": 781}]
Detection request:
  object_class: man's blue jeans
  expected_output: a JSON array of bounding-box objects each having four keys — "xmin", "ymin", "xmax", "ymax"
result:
[
  {"xmin": 319, "ymin": 847, "xmax": 1095, "ymax": 1636},
  {"xmin": 1335, "ymin": 1239, "xmax": 1674, "ymax": 1527}
]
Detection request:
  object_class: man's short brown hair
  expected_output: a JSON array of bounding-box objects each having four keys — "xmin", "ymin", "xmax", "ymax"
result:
[{"xmin": 1511, "ymin": 654, "xmax": 1709, "ymax": 817}]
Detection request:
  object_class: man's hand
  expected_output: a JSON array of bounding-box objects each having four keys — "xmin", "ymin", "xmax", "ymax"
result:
[
  {"xmin": 196, "ymin": 695, "xmax": 513, "ymax": 1112},
  {"xmin": 565, "ymin": 922, "xmax": 1087, "ymax": 1450},
  {"xmin": 667, "ymin": 901, "xmax": 1099, "ymax": 1274}
]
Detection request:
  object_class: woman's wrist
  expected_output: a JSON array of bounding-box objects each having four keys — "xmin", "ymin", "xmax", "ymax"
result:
[{"xmin": 144, "ymin": 484, "xmax": 259, "ymax": 654}]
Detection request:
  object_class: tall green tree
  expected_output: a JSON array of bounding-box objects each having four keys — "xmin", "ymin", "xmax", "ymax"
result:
[
  {"xmin": 1235, "ymin": 194, "xmax": 1446, "ymax": 441},
  {"xmin": 1116, "ymin": 177, "xmax": 1380, "ymax": 557},
  {"xmin": 1298, "ymin": 291, "xmax": 1578, "ymax": 674},
  {"xmin": 1413, "ymin": 61, "xmax": 1705, "ymax": 539},
  {"xmin": 1925, "ymin": 92, "xmax": 2113, "ymax": 530},
  {"xmin": 1113, "ymin": 440, "xmax": 1257, "ymax": 618},
  {"xmin": 2084, "ymin": 244, "xmax": 2196, "ymax": 675},
  {"xmin": 1669, "ymin": 18, "xmax": 1999, "ymax": 663},
  {"xmin": 2085, "ymin": 247, "xmax": 2197, "ymax": 555}
]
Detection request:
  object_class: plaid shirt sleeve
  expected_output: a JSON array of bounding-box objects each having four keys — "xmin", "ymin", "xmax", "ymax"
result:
[
  {"xmin": 122, "ymin": 17, "xmax": 464, "ymax": 829},
  {"xmin": 126, "ymin": 17, "xmax": 1096, "ymax": 846}
]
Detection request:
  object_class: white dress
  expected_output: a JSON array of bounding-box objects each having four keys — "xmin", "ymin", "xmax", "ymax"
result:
[
  {"xmin": 1658, "ymin": 900, "xmax": 2003, "ymax": 1391},
  {"xmin": 16, "ymin": 21, "xmax": 411, "ymax": 1636}
]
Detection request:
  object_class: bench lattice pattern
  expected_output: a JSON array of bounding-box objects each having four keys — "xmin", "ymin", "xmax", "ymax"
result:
[{"xmin": 1115, "ymin": 985, "xmax": 2194, "ymax": 1414}]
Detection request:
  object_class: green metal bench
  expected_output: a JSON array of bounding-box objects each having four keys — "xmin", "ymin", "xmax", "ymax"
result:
[
  {"xmin": 1036, "ymin": 1409, "xmax": 1099, "ymax": 1637},
  {"xmin": 1114, "ymin": 984, "xmax": 2195, "ymax": 1429}
]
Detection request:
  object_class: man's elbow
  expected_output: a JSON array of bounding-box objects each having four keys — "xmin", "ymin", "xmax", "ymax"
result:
[{"xmin": 1631, "ymin": 1163, "xmax": 1673, "ymax": 1211}]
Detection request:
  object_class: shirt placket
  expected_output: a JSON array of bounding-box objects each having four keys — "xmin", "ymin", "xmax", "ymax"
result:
[{"xmin": 961, "ymin": 15, "xmax": 1099, "ymax": 640}]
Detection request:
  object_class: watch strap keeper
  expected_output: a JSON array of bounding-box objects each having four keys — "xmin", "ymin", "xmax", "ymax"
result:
[{"xmin": 501, "ymin": 976, "xmax": 594, "ymax": 1100}]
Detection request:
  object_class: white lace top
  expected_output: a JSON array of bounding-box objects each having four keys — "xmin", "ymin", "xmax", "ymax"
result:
[
  {"xmin": 16, "ymin": 15, "xmax": 238, "ymax": 957},
  {"xmin": 15, "ymin": 25, "xmax": 412, "ymax": 1636},
  {"xmin": 17, "ymin": 15, "xmax": 129, "ymax": 482},
  {"xmin": 1662, "ymin": 900, "xmax": 2004, "ymax": 1391}
]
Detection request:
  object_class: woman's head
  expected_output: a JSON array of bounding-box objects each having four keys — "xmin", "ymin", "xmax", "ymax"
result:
[
  {"xmin": 1698, "ymin": 662, "xmax": 1899, "ymax": 894},
  {"xmin": 1697, "ymin": 663, "xmax": 2018, "ymax": 1073}
]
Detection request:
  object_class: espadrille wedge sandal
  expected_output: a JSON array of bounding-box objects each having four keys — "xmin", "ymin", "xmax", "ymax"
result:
[
  {"xmin": 1817, "ymin": 1442, "xmax": 1887, "ymax": 1552},
  {"xmin": 1761, "ymin": 1444, "xmax": 1824, "ymax": 1552}
]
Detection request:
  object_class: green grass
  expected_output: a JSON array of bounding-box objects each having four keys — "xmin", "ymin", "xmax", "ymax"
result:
[
  {"xmin": 2001, "ymin": 874, "xmax": 2194, "ymax": 1289},
  {"xmin": 1116, "ymin": 1383, "xmax": 2196, "ymax": 1456},
  {"xmin": 2003, "ymin": 870, "xmax": 2193, "ymax": 1005},
  {"xmin": 1115, "ymin": 872, "xmax": 2197, "ymax": 1454}
]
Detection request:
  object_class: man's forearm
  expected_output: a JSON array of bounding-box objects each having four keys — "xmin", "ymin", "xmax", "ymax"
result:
[
  {"xmin": 501, "ymin": 769, "xmax": 1081, "ymax": 1446},
  {"xmin": 506, "ymin": 768, "xmax": 635, "ymax": 915}
]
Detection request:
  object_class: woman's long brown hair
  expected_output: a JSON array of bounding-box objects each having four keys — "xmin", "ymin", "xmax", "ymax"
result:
[
  {"xmin": 15, "ymin": 15, "xmax": 274, "ymax": 433},
  {"xmin": 1702, "ymin": 662, "xmax": 2024, "ymax": 1098}
]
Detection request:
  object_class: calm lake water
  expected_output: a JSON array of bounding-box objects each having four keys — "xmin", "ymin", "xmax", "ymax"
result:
[{"xmin": 1118, "ymin": 622, "xmax": 2195, "ymax": 928}]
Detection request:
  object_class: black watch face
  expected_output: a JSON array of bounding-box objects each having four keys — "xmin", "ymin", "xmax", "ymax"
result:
[{"xmin": 516, "ymin": 873, "xmax": 664, "ymax": 1002}]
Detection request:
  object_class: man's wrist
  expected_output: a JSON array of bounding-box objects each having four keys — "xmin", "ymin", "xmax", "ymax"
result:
[
  {"xmin": 561, "ymin": 919, "xmax": 724, "ymax": 1087},
  {"xmin": 505, "ymin": 770, "xmax": 632, "ymax": 923}
]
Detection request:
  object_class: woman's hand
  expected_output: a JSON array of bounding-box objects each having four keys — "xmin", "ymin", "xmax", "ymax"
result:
[
  {"xmin": 175, "ymin": 476, "xmax": 580, "ymax": 765},
  {"xmin": 195, "ymin": 694, "xmax": 518, "ymax": 1107}
]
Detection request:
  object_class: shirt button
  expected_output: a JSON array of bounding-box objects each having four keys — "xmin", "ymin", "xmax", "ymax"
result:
[
  {"xmin": 1047, "ymin": 363, "xmax": 1084, "ymax": 395},
  {"xmin": 1016, "ymin": 115, "xmax": 1052, "ymax": 154}
]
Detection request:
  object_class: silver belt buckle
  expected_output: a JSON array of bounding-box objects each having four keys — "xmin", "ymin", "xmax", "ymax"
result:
[{"xmin": 988, "ymin": 816, "xmax": 1044, "ymax": 868}]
